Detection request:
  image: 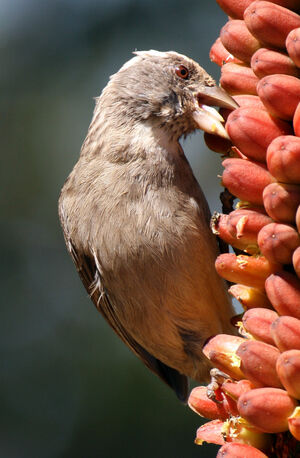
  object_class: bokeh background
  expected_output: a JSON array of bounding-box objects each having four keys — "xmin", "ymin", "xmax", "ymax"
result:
[{"xmin": 2, "ymin": 1, "xmax": 230, "ymax": 456}]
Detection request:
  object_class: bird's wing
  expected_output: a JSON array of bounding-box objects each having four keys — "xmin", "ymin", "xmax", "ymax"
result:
[{"xmin": 65, "ymin": 235, "xmax": 189, "ymax": 402}]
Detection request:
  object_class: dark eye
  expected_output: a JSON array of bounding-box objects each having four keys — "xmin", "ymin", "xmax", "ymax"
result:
[{"xmin": 175, "ymin": 65, "xmax": 189, "ymax": 79}]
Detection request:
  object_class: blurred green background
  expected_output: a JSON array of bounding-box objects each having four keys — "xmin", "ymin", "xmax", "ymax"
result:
[{"xmin": 1, "ymin": 1, "xmax": 229, "ymax": 456}]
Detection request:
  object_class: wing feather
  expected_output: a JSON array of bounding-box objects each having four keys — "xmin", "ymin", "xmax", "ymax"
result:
[{"xmin": 65, "ymin": 233, "xmax": 188, "ymax": 402}]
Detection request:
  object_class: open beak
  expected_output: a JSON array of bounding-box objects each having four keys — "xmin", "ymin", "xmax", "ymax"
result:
[{"xmin": 192, "ymin": 86, "xmax": 239, "ymax": 139}]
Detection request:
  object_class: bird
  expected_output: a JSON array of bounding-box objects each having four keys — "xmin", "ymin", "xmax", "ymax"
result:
[{"xmin": 58, "ymin": 50, "xmax": 238, "ymax": 402}]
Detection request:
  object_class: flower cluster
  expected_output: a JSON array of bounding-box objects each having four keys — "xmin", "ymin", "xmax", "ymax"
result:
[{"xmin": 189, "ymin": 1, "xmax": 300, "ymax": 456}]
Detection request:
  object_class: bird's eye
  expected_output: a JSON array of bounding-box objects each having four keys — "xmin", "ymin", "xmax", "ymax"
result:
[{"xmin": 175, "ymin": 65, "xmax": 189, "ymax": 79}]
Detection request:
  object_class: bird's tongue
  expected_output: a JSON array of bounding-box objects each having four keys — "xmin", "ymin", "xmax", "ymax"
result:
[{"xmin": 193, "ymin": 105, "xmax": 229, "ymax": 139}]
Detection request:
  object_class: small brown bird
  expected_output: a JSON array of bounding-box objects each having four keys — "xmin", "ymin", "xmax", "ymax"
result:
[{"xmin": 59, "ymin": 50, "xmax": 237, "ymax": 401}]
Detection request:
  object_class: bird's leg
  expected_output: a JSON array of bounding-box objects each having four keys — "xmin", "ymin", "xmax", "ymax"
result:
[{"xmin": 206, "ymin": 368, "xmax": 232, "ymax": 403}]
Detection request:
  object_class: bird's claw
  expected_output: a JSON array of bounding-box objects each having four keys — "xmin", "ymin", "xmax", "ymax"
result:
[{"xmin": 206, "ymin": 368, "xmax": 232, "ymax": 402}]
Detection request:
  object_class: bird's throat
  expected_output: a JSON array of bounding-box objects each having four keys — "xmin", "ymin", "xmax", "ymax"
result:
[{"xmin": 129, "ymin": 121, "xmax": 183, "ymax": 162}]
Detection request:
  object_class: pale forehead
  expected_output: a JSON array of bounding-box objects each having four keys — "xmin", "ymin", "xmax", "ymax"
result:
[{"xmin": 119, "ymin": 50, "xmax": 195, "ymax": 72}]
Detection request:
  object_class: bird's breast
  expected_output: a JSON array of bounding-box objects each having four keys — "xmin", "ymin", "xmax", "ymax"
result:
[{"xmin": 59, "ymin": 144, "xmax": 232, "ymax": 380}]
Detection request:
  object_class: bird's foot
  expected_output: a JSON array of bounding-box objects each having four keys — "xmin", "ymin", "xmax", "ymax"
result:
[{"xmin": 206, "ymin": 368, "xmax": 232, "ymax": 403}]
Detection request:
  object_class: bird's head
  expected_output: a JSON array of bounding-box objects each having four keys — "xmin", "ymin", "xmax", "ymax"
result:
[{"xmin": 104, "ymin": 50, "xmax": 238, "ymax": 140}]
